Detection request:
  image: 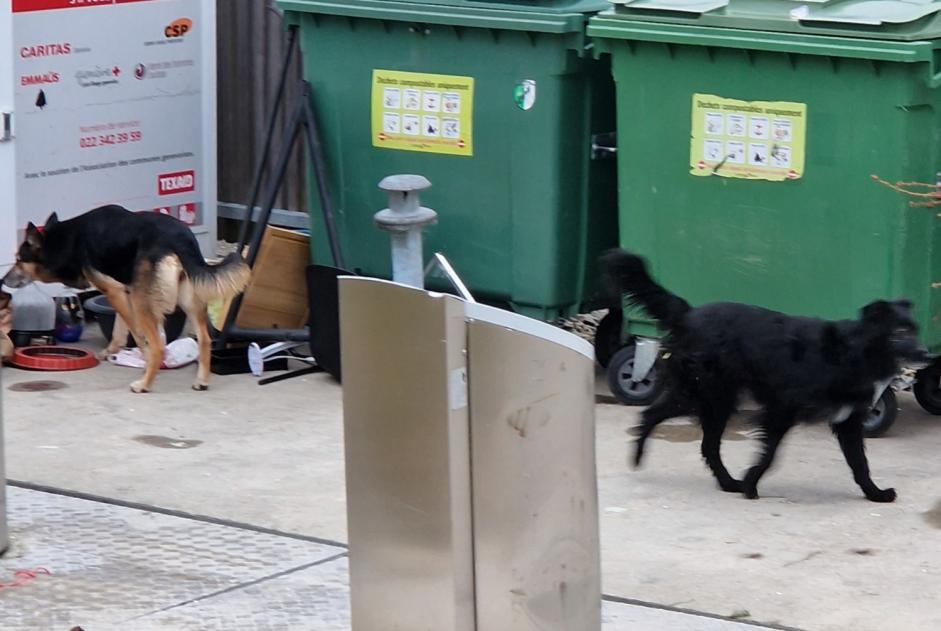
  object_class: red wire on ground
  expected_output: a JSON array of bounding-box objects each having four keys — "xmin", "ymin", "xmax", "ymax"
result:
[{"xmin": 0, "ymin": 567, "xmax": 51, "ymax": 590}]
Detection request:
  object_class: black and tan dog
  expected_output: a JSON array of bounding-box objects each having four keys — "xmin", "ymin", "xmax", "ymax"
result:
[
  {"xmin": 600, "ymin": 249, "xmax": 931, "ymax": 503},
  {"xmin": 2, "ymin": 205, "xmax": 251, "ymax": 393}
]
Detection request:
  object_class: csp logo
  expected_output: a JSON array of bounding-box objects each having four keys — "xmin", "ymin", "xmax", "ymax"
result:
[{"xmin": 165, "ymin": 18, "xmax": 192, "ymax": 38}]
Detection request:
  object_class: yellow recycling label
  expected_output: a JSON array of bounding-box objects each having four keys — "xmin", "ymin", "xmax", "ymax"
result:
[
  {"xmin": 372, "ymin": 69, "xmax": 474, "ymax": 157},
  {"xmin": 690, "ymin": 94, "xmax": 806, "ymax": 181}
]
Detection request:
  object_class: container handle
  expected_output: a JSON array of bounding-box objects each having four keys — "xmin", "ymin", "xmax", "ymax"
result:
[
  {"xmin": 591, "ymin": 132, "xmax": 617, "ymax": 160},
  {"xmin": 929, "ymin": 51, "xmax": 941, "ymax": 88},
  {"xmin": 930, "ymin": 66, "xmax": 941, "ymax": 88}
]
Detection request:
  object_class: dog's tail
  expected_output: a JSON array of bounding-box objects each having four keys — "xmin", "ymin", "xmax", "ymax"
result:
[
  {"xmin": 599, "ymin": 249, "xmax": 690, "ymax": 330},
  {"xmin": 184, "ymin": 253, "xmax": 252, "ymax": 304}
]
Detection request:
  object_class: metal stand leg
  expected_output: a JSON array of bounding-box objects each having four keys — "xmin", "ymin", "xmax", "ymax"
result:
[
  {"xmin": 217, "ymin": 82, "xmax": 342, "ymax": 347},
  {"xmin": 632, "ymin": 337, "xmax": 661, "ymax": 382}
]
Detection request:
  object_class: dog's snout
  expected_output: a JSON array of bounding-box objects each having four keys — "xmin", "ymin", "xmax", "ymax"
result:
[{"xmin": 1, "ymin": 265, "xmax": 29, "ymax": 289}]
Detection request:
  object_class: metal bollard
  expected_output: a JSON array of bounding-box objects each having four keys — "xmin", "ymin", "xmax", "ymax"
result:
[
  {"xmin": 1, "ymin": 363, "xmax": 7, "ymax": 555},
  {"xmin": 375, "ymin": 175, "xmax": 438, "ymax": 289}
]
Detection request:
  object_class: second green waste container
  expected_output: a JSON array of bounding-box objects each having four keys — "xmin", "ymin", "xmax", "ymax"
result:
[
  {"xmin": 279, "ymin": 0, "xmax": 618, "ymax": 320},
  {"xmin": 588, "ymin": 0, "xmax": 941, "ymax": 423}
]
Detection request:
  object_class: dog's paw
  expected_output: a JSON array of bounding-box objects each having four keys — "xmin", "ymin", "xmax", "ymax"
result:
[
  {"xmin": 866, "ymin": 487, "xmax": 897, "ymax": 503},
  {"xmin": 192, "ymin": 382, "xmax": 209, "ymax": 392},
  {"xmin": 97, "ymin": 348, "xmax": 115, "ymax": 360},
  {"xmin": 631, "ymin": 440, "xmax": 648, "ymax": 469},
  {"xmin": 742, "ymin": 486, "xmax": 760, "ymax": 500},
  {"xmin": 719, "ymin": 479, "xmax": 743, "ymax": 493},
  {"xmin": 130, "ymin": 380, "xmax": 150, "ymax": 394}
]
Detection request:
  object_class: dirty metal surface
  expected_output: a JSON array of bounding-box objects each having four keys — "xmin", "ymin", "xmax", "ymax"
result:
[
  {"xmin": 138, "ymin": 557, "xmax": 773, "ymax": 631},
  {"xmin": 0, "ymin": 486, "xmax": 346, "ymax": 630},
  {"xmin": 0, "ymin": 487, "xmax": 777, "ymax": 630},
  {"xmin": 140, "ymin": 556, "xmax": 353, "ymax": 630}
]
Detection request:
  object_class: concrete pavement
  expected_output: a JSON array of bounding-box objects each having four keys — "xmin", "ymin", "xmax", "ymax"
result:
[{"xmin": 3, "ymin": 329, "xmax": 940, "ymax": 630}]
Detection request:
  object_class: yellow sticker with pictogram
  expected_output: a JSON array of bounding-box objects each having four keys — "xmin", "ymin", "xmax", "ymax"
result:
[
  {"xmin": 690, "ymin": 93, "xmax": 806, "ymax": 181},
  {"xmin": 372, "ymin": 69, "xmax": 474, "ymax": 157}
]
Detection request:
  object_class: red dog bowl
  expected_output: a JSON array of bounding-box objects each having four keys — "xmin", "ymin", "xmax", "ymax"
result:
[{"xmin": 11, "ymin": 346, "xmax": 99, "ymax": 371}]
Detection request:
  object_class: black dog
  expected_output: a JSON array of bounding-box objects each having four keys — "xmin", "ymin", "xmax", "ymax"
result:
[{"xmin": 600, "ymin": 249, "xmax": 930, "ymax": 503}]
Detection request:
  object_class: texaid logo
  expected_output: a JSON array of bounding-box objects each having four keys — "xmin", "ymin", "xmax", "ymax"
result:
[
  {"xmin": 158, "ymin": 170, "xmax": 196, "ymax": 196},
  {"xmin": 165, "ymin": 18, "xmax": 192, "ymax": 38}
]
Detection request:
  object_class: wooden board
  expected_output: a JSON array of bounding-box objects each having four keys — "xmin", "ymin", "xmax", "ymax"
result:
[{"xmin": 234, "ymin": 226, "xmax": 310, "ymax": 329}]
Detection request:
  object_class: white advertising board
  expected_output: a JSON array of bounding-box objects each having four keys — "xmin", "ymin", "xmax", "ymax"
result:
[
  {"xmin": 1, "ymin": 6, "xmax": 15, "ymax": 273},
  {"xmin": 2, "ymin": 0, "xmax": 216, "ymax": 271}
]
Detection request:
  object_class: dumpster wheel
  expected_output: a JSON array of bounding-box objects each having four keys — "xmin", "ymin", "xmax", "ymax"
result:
[
  {"xmin": 606, "ymin": 343, "xmax": 664, "ymax": 406},
  {"xmin": 864, "ymin": 388, "xmax": 898, "ymax": 439},
  {"xmin": 913, "ymin": 363, "xmax": 941, "ymax": 416}
]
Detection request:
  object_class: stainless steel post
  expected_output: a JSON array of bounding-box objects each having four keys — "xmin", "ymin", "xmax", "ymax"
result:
[
  {"xmin": 1, "ymin": 363, "xmax": 8, "ymax": 555},
  {"xmin": 466, "ymin": 303, "xmax": 600, "ymax": 630},
  {"xmin": 340, "ymin": 277, "xmax": 475, "ymax": 631},
  {"xmin": 339, "ymin": 276, "xmax": 600, "ymax": 631}
]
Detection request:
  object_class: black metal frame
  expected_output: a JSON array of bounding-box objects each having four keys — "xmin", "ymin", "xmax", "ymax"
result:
[{"xmin": 216, "ymin": 24, "xmax": 345, "ymax": 348}]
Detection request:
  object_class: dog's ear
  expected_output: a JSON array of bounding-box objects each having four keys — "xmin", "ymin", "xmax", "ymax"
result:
[
  {"xmin": 45, "ymin": 212, "xmax": 59, "ymax": 229},
  {"xmin": 894, "ymin": 298, "xmax": 913, "ymax": 311},
  {"xmin": 861, "ymin": 300, "xmax": 892, "ymax": 323},
  {"xmin": 25, "ymin": 222, "xmax": 43, "ymax": 248}
]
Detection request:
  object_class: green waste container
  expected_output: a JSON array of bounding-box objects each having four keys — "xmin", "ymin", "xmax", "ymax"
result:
[
  {"xmin": 279, "ymin": 0, "xmax": 618, "ymax": 320},
  {"xmin": 588, "ymin": 0, "xmax": 941, "ymax": 424}
]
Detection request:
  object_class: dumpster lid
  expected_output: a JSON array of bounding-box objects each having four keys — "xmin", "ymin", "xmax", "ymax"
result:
[
  {"xmin": 417, "ymin": 0, "xmax": 608, "ymax": 10},
  {"xmin": 279, "ymin": 0, "xmax": 610, "ymax": 34},
  {"xmin": 603, "ymin": 0, "xmax": 941, "ymax": 40},
  {"xmin": 611, "ymin": 0, "xmax": 729, "ymax": 13},
  {"xmin": 353, "ymin": 0, "xmax": 609, "ymax": 11}
]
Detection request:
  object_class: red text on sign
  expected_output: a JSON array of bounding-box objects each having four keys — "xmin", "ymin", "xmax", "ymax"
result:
[{"xmin": 158, "ymin": 170, "xmax": 196, "ymax": 196}]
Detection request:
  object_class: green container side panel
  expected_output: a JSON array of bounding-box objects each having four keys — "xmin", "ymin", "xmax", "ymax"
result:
[
  {"xmin": 605, "ymin": 40, "xmax": 941, "ymax": 348},
  {"xmin": 294, "ymin": 14, "xmax": 617, "ymax": 319}
]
